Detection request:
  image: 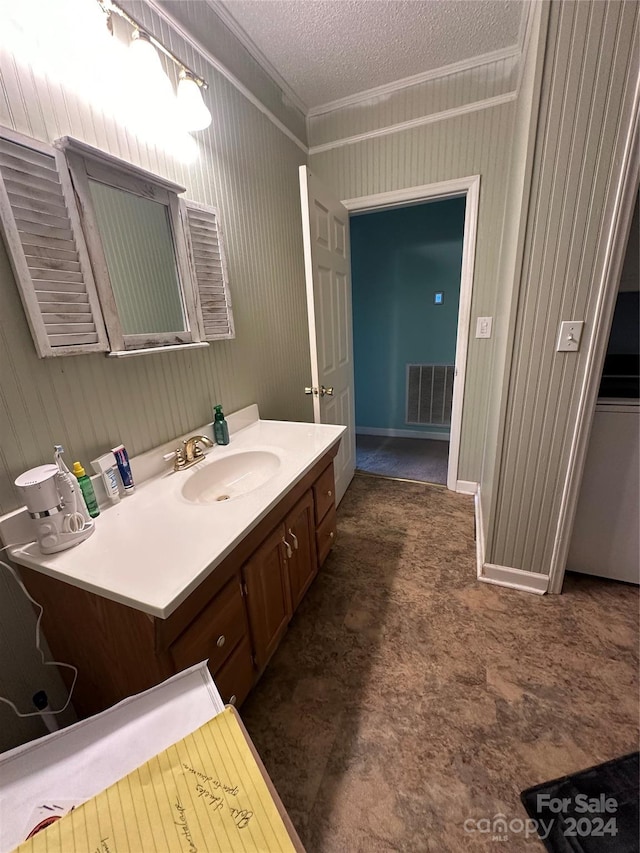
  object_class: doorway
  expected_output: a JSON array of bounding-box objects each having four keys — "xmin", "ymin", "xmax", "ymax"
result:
[
  {"xmin": 350, "ymin": 197, "xmax": 466, "ymax": 485},
  {"xmin": 342, "ymin": 177, "xmax": 480, "ymax": 492},
  {"xmin": 299, "ymin": 171, "xmax": 479, "ymax": 500}
]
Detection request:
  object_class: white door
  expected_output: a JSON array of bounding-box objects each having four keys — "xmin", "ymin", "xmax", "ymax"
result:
[{"xmin": 299, "ymin": 166, "xmax": 355, "ymax": 504}]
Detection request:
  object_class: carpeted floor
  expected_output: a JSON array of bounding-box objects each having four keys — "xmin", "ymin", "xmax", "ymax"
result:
[
  {"xmin": 356, "ymin": 434, "xmax": 449, "ymax": 485},
  {"xmin": 241, "ymin": 475, "xmax": 640, "ymax": 852}
]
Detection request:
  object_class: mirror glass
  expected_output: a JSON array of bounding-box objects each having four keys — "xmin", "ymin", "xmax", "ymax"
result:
[{"xmin": 88, "ymin": 180, "xmax": 186, "ymax": 335}]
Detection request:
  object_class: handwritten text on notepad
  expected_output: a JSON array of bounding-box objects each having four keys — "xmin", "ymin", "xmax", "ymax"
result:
[{"xmin": 16, "ymin": 708, "xmax": 296, "ymax": 853}]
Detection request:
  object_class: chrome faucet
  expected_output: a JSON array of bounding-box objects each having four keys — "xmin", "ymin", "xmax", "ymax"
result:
[{"xmin": 166, "ymin": 435, "xmax": 213, "ymax": 472}]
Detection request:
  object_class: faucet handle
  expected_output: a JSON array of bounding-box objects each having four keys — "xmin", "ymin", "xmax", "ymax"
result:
[{"xmin": 164, "ymin": 447, "xmax": 187, "ymax": 471}]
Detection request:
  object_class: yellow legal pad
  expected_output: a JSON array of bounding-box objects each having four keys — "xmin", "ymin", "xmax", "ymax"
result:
[{"xmin": 15, "ymin": 707, "xmax": 297, "ymax": 853}]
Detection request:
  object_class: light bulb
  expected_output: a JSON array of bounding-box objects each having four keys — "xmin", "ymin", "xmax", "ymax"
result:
[
  {"xmin": 129, "ymin": 30, "xmax": 163, "ymax": 77},
  {"xmin": 177, "ymin": 73, "xmax": 212, "ymax": 132}
]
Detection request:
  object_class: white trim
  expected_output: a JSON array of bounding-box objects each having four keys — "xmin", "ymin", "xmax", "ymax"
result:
[
  {"xmin": 547, "ymin": 73, "xmax": 640, "ymax": 595},
  {"xmin": 308, "ymin": 45, "xmax": 520, "ymax": 118},
  {"xmin": 144, "ymin": 0, "xmax": 308, "ymax": 154},
  {"xmin": 344, "ymin": 177, "xmax": 471, "ymax": 211},
  {"xmin": 344, "ymin": 174, "xmax": 480, "ymax": 496},
  {"xmin": 515, "ymin": 0, "xmax": 536, "ymax": 94},
  {"xmin": 448, "ymin": 177, "xmax": 479, "ymax": 492},
  {"xmin": 474, "ymin": 489, "xmax": 484, "ymax": 571},
  {"xmin": 356, "ymin": 426, "xmax": 449, "ymax": 441},
  {"xmin": 106, "ymin": 342, "xmax": 210, "ymax": 358},
  {"xmin": 479, "ymin": 564, "xmax": 549, "ymax": 594},
  {"xmin": 474, "ymin": 484, "xmax": 547, "ymax": 594},
  {"xmin": 205, "ymin": 0, "xmax": 309, "ymax": 117},
  {"xmin": 457, "ymin": 480, "xmax": 478, "ymax": 495},
  {"xmin": 308, "ymin": 93, "xmax": 516, "ymax": 155}
]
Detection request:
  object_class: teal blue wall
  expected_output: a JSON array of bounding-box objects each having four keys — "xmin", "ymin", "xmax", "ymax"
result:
[{"xmin": 351, "ymin": 197, "xmax": 465, "ymax": 433}]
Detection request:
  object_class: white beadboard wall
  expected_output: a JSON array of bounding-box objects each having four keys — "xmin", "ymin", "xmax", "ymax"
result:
[
  {"xmin": 308, "ymin": 51, "xmax": 518, "ymax": 150},
  {"xmin": 310, "ymin": 98, "xmax": 517, "ymax": 484},
  {"xmin": 490, "ymin": 0, "xmax": 639, "ymax": 573},
  {"xmin": 0, "ymin": 3, "xmax": 310, "ymax": 749},
  {"xmin": 479, "ymin": 2, "xmax": 548, "ymax": 547},
  {"xmin": 0, "ymin": 5, "xmax": 311, "ymax": 516}
]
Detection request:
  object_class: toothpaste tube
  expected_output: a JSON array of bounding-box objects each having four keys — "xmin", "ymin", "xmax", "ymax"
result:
[{"xmin": 111, "ymin": 444, "xmax": 135, "ymax": 493}]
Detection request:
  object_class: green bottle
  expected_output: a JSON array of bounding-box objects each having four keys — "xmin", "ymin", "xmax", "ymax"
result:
[
  {"xmin": 213, "ymin": 404, "xmax": 230, "ymax": 445},
  {"xmin": 72, "ymin": 461, "xmax": 100, "ymax": 518}
]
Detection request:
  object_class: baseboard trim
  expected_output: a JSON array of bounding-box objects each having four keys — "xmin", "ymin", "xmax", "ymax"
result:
[
  {"xmin": 456, "ymin": 480, "xmax": 478, "ymax": 495},
  {"xmin": 473, "ymin": 486, "xmax": 548, "ymax": 594},
  {"xmin": 356, "ymin": 427, "xmax": 450, "ymax": 441},
  {"xmin": 474, "ymin": 491, "xmax": 485, "ymax": 575},
  {"xmin": 479, "ymin": 564, "xmax": 549, "ymax": 594}
]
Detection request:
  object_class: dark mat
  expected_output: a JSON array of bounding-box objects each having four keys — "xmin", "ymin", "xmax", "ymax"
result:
[{"xmin": 521, "ymin": 752, "xmax": 639, "ymax": 852}]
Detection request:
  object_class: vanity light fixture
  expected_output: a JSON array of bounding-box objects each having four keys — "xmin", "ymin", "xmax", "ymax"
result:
[{"xmin": 99, "ymin": 0, "xmax": 212, "ymax": 131}]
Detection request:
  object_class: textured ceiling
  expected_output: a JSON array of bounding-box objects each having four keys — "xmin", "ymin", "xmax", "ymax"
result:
[{"xmin": 215, "ymin": 0, "xmax": 525, "ymax": 110}]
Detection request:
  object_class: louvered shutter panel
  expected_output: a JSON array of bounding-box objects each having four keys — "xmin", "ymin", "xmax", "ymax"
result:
[
  {"xmin": 0, "ymin": 130, "xmax": 108, "ymax": 357},
  {"xmin": 182, "ymin": 200, "xmax": 234, "ymax": 341}
]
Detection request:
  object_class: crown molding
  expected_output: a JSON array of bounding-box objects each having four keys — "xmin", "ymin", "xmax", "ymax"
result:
[
  {"xmin": 205, "ymin": 0, "xmax": 309, "ymax": 117},
  {"xmin": 307, "ymin": 44, "xmax": 520, "ymax": 119},
  {"xmin": 308, "ymin": 92, "xmax": 516, "ymax": 155},
  {"xmin": 143, "ymin": 0, "xmax": 308, "ymax": 153}
]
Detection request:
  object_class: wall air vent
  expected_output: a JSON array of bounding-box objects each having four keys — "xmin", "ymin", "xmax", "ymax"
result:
[{"xmin": 406, "ymin": 364, "xmax": 455, "ymax": 426}]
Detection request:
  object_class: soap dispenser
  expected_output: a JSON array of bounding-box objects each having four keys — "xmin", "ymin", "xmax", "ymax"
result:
[{"xmin": 213, "ymin": 404, "xmax": 230, "ymax": 445}]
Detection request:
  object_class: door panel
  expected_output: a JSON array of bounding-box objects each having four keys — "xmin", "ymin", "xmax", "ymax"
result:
[{"xmin": 300, "ymin": 166, "xmax": 355, "ymax": 504}]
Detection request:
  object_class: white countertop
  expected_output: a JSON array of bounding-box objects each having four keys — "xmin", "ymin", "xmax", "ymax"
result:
[{"xmin": 6, "ymin": 417, "xmax": 345, "ymax": 619}]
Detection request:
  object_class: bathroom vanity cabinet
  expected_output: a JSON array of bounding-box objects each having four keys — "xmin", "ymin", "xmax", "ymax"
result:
[{"xmin": 18, "ymin": 448, "xmax": 338, "ymax": 718}]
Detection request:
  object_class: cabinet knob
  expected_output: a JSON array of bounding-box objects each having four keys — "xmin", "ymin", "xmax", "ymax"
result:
[
  {"xmin": 228, "ymin": 694, "xmax": 237, "ymax": 706},
  {"xmin": 216, "ymin": 635, "xmax": 225, "ymax": 648},
  {"xmin": 327, "ymin": 490, "xmax": 332, "ymax": 497},
  {"xmin": 329, "ymin": 531, "xmax": 334, "ymax": 540}
]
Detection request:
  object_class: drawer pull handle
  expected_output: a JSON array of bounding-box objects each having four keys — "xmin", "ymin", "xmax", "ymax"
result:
[
  {"xmin": 327, "ymin": 490, "xmax": 332, "ymax": 497},
  {"xmin": 216, "ymin": 635, "xmax": 226, "ymax": 647},
  {"xmin": 229, "ymin": 694, "xmax": 237, "ymax": 706},
  {"xmin": 282, "ymin": 537, "xmax": 292, "ymax": 559},
  {"xmin": 288, "ymin": 528, "xmax": 299, "ymax": 550},
  {"xmin": 329, "ymin": 531, "xmax": 334, "ymax": 540}
]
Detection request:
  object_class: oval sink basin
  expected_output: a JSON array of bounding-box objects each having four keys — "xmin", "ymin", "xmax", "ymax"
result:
[{"xmin": 181, "ymin": 451, "xmax": 281, "ymax": 504}]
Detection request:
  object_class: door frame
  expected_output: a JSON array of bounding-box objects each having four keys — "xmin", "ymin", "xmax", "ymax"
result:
[{"xmin": 342, "ymin": 175, "xmax": 480, "ymax": 492}]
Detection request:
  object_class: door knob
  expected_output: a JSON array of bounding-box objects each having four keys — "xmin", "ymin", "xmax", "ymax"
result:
[
  {"xmin": 319, "ymin": 386, "xmax": 334, "ymax": 397},
  {"xmin": 304, "ymin": 386, "xmax": 317, "ymax": 395}
]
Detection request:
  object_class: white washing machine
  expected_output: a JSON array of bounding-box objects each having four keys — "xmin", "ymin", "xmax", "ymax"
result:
[{"xmin": 567, "ymin": 398, "xmax": 639, "ymax": 584}]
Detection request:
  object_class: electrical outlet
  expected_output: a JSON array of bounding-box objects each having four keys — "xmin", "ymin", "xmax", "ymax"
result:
[
  {"xmin": 476, "ymin": 316, "xmax": 492, "ymax": 339},
  {"xmin": 557, "ymin": 320, "xmax": 584, "ymax": 352}
]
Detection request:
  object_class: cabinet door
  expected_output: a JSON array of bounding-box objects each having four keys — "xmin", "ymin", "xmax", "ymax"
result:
[
  {"xmin": 285, "ymin": 490, "xmax": 318, "ymax": 611},
  {"xmin": 214, "ymin": 636, "xmax": 255, "ymax": 708},
  {"xmin": 243, "ymin": 524, "xmax": 292, "ymax": 672}
]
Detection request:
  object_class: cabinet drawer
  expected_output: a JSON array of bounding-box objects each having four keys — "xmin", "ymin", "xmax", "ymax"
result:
[
  {"xmin": 213, "ymin": 636, "xmax": 255, "ymax": 708},
  {"xmin": 316, "ymin": 502, "xmax": 337, "ymax": 566},
  {"xmin": 170, "ymin": 576, "xmax": 247, "ymax": 675},
  {"xmin": 313, "ymin": 462, "xmax": 335, "ymax": 524}
]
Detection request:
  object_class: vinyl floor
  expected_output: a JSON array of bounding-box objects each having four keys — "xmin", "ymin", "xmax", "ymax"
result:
[{"xmin": 241, "ymin": 474, "xmax": 639, "ymax": 852}]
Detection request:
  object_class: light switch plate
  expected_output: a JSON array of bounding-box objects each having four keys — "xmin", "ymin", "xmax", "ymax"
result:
[
  {"xmin": 557, "ymin": 320, "xmax": 584, "ymax": 352},
  {"xmin": 476, "ymin": 316, "xmax": 492, "ymax": 338}
]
